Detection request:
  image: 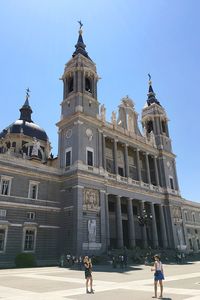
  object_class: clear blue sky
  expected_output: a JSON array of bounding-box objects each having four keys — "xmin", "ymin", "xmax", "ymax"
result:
[{"xmin": 0, "ymin": 0, "xmax": 199, "ymax": 202}]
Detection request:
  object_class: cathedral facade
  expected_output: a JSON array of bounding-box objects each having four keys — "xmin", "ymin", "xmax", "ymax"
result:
[{"xmin": 0, "ymin": 27, "xmax": 200, "ymax": 267}]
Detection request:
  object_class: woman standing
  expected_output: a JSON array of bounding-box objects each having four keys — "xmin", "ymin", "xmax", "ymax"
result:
[
  {"xmin": 151, "ymin": 254, "xmax": 164, "ymax": 298},
  {"xmin": 84, "ymin": 256, "xmax": 94, "ymax": 294}
]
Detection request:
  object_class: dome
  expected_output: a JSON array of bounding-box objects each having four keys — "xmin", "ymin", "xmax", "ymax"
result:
[
  {"xmin": 0, "ymin": 95, "xmax": 48, "ymax": 142},
  {"xmin": 0, "ymin": 119, "xmax": 48, "ymax": 142}
]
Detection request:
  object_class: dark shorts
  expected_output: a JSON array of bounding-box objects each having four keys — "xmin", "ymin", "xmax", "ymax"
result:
[
  {"xmin": 85, "ymin": 269, "xmax": 92, "ymax": 279},
  {"xmin": 154, "ymin": 270, "xmax": 164, "ymax": 281}
]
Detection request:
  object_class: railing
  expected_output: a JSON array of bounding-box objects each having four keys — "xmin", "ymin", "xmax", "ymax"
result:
[{"xmin": 63, "ymin": 162, "xmax": 178, "ymax": 196}]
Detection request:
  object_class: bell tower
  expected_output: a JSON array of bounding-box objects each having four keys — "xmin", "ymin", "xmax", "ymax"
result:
[
  {"xmin": 57, "ymin": 23, "xmax": 100, "ymax": 170},
  {"xmin": 60, "ymin": 23, "xmax": 99, "ymax": 119},
  {"xmin": 142, "ymin": 75, "xmax": 180, "ymax": 192},
  {"xmin": 142, "ymin": 75, "xmax": 171, "ymax": 152}
]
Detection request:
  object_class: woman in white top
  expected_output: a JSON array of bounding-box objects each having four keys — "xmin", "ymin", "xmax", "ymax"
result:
[{"xmin": 151, "ymin": 254, "xmax": 164, "ymax": 298}]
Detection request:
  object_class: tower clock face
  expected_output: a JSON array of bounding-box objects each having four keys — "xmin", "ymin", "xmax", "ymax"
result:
[{"xmin": 66, "ymin": 129, "xmax": 72, "ymax": 139}]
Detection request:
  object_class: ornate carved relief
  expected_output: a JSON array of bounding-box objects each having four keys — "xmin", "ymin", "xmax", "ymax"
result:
[
  {"xmin": 172, "ymin": 206, "xmax": 182, "ymax": 220},
  {"xmin": 66, "ymin": 129, "xmax": 72, "ymax": 139},
  {"xmin": 86, "ymin": 128, "xmax": 93, "ymax": 141},
  {"xmin": 83, "ymin": 188, "xmax": 100, "ymax": 211}
]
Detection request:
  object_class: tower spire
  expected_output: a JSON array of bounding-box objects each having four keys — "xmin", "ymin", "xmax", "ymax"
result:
[
  {"xmin": 19, "ymin": 88, "xmax": 33, "ymax": 122},
  {"xmin": 72, "ymin": 21, "xmax": 91, "ymax": 60},
  {"xmin": 147, "ymin": 74, "xmax": 161, "ymax": 106}
]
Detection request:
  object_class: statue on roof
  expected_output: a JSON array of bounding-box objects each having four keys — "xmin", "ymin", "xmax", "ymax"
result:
[
  {"xmin": 111, "ymin": 111, "xmax": 117, "ymax": 126},
  {"xmin": 32, "ymin": 137, "xmax": 40, "ymax": 157},
  {"xmin": 100, "ymin": 104, "xmax": 106, "ymax": 122}
]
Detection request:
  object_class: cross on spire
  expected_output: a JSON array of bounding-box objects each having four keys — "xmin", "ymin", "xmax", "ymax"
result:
[
  {"xmin": 78, "ymin": 20, "xmax": 83, "ymax": 29},
  {"xmin": 26, "ymin": 88, "xmax": 31, "ymax": 100}
]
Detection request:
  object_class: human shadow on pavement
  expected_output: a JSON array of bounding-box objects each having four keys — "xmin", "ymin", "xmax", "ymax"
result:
[{"xmin": 66, "ymin": 265, "xmax": 143, "ymax": 273}]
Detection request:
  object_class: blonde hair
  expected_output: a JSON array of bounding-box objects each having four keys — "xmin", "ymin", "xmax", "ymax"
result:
[{"xmin": 83, "ymin": 256, "xmax": 89, "ymax": 263}]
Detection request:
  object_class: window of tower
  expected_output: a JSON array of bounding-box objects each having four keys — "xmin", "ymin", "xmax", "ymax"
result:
[
  {"xmin": 65, "ymin": 147, "xmax": 72, "ymax": 167},
  {"xmin": 85, "ymin": 77, "xmax": 92, "ymax": 93},
  {"xmin": 169, "ymin": 177, "xmax": 174, "ymax": 190},
  {"xmin": 147, "ymin": 121, "xmax": 153, "ymax": 133},
  {"xmin": 68, "ymin": 77, "xmax": 73, "ymax": 93},
  {"xmin": 162, "ymin": 121, "xmax": 166, "ymax": 134}
]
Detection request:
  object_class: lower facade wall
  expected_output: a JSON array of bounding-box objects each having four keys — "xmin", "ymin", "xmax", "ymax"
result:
[{"xmin": 0, "ymin": 225, "xmax": 60, "ymax": 268}]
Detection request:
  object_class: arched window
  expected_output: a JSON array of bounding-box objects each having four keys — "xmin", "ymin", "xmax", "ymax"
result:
[
  {"xmin": 68, "ymin": 77, "xmax": 73, "ymax": 93},
  {"xmin": 147, "ymin": 121, "xmax": 153, "ymax": 133},
  {"xmin": 162, "ymin": 121, "xmax": 166, "ymax": 134},
  {"xmin": 85, "ymin": 77, "xmax": 92, "ymax": 92}
]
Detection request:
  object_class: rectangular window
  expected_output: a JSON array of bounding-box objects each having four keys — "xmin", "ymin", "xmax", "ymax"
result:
[
  {"xmin": 28, "ymin": 181, "xmax": 39, "ymax": 199},
  {"xmin": 118, "ymin": 167, "xmax": 124, "ymax": 177},
  {"xmin": 24, "ymin": 229, "xmax": 35, "ymax": 251},
  {"xmin": 65, "ymin": 148, "xmax": 72, "ymax": 167},
  {"xmin": 185, "ymin": 211, "xmax": 188, "ymax": 221},
  {"xmin": 0, "ymin": 209, "xmax": 6, "ymax": 219},
  {"xmin": 87, "ymin": 150, "xmax": 93, "ymax": 166},
  {"xmin": 66, "ymin": 151, "xmax": 71, "ymax": 166},
  {"xmin": 27, "ymin": 212, "xmax": 35, "ymax": 220},
  {"xmin": 0, "ymin": 229, "xmax": 6, "ymax": 251},
  {"xmin": 31, "ymin": 185, "xmax": 37, "ymax": 199},
  {"xmin": 192, "ymin": 213, "xmax": 196, "ymax": 222},
  {"xmin": 189, "ymin": 238, "xmax": 193, "ymax": 250},
  {"xmin": 169, "ymin": 177, "xmax": 174, "ymax": 189},
  {"xmin": 0, "ymin": 176, "xmax": 12, "ymax": 196}
]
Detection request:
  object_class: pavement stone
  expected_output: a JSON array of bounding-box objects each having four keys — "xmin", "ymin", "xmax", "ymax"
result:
[{"xmin": 0, "ymin": 262, "xmax": 200, "ymax": 299}]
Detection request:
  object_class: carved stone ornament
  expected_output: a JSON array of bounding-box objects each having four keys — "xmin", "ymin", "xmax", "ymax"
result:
[
  {"xmin": 66, "ymin": 129, "xmax": 72, "ymax": 139},
  {"xmin": 86, "ymin": 128, "xmax": 93, "ymax": 141},
  {"xmin": 167, "ymin": 161, "xmax": 171, "ymax": 168},
  {"xmin": 83, "ymin": 188, "xmax": 100, "ymax": 211},
  {"xmin": 172, "ymin": 206, "xmax": 182, "ymax": 219}
]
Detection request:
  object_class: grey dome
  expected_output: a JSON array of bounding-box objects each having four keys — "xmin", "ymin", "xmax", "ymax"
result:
[{"xmin": 0, "ymin": 119, "xmax": 48, "ymax": 142}]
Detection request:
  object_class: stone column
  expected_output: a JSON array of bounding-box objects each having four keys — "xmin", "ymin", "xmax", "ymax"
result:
[
  {"xmin": 145, "ymin": 152, "xmax": 151, "ymax": 184},
  {"xmin": 98, "ymin": 130, "xmax": 103, "ymax": 169},
  {"xmin": 150, "ymin": 202, "xmax": 159, "ymax": 248},
  {"xmin": 116, "ymin": 195, "xmax": 123, "ymax": 248},
  {"xmin": 153, "ymin": 156, "xmax": 160, "ymax": 186},
  {"xmin": 82, "ymin": 71, "xmax": 85, "ymax": 92},
  {"xmin": 100, "ymin": 190, "xmax": 107, "ymax": 252},
  {"xmin": 140, "ymin": 201, "xmax": 148, "ymax": 248},
  {"xmin": 136, "ymin": 148, "xmax": 142, "ymax": 181},
  {"xmin": 73, "ymin": 71, "xmax": 76, "ymax": 91},
  {"xmin": 159, "ymin": 204, "xmax": 168, "ymax": 248},
  {"xmin": 102, "ymin": 135, "xmax": 106, "ymax": 170},
  {"xmin": 72, "ymin": 185, "xmax": 84, "ymax": 255},
  {"xmin": 127, "ymin": 198, "xmax": 136, "ymax": 247},
  {"xmin": 64, "ymin": 78, "xmax": 67, "ymax": 99},
  {"xmin": 172, "ymin": 159, "xmax": 180, "ymax": 191},
  {"xmin": 105, "ymin": 193, "xmax": 110, "ymax": 248},
  {"xmin": 113, "ymin": 139, "xmax": 118, "ymax": 175},
  {"xmin": 124, "ymin": 144, "xmax": 129, "ymax": 178}
]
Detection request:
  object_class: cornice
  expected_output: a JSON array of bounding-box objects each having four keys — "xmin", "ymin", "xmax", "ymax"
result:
[{"xmin": 0, "ymin": 200, "xmax": 60, "ymax": 212}]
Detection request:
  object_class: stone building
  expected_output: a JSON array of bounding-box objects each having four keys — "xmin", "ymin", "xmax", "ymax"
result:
[{"xmin": 0, "ymin": 26, "xmax": 200, "ymax": 267}]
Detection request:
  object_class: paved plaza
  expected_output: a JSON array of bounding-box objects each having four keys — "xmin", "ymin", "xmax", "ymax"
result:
[{"xmin": 0, "ymin": 261, "xmax": 200, "ymax": 300}]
